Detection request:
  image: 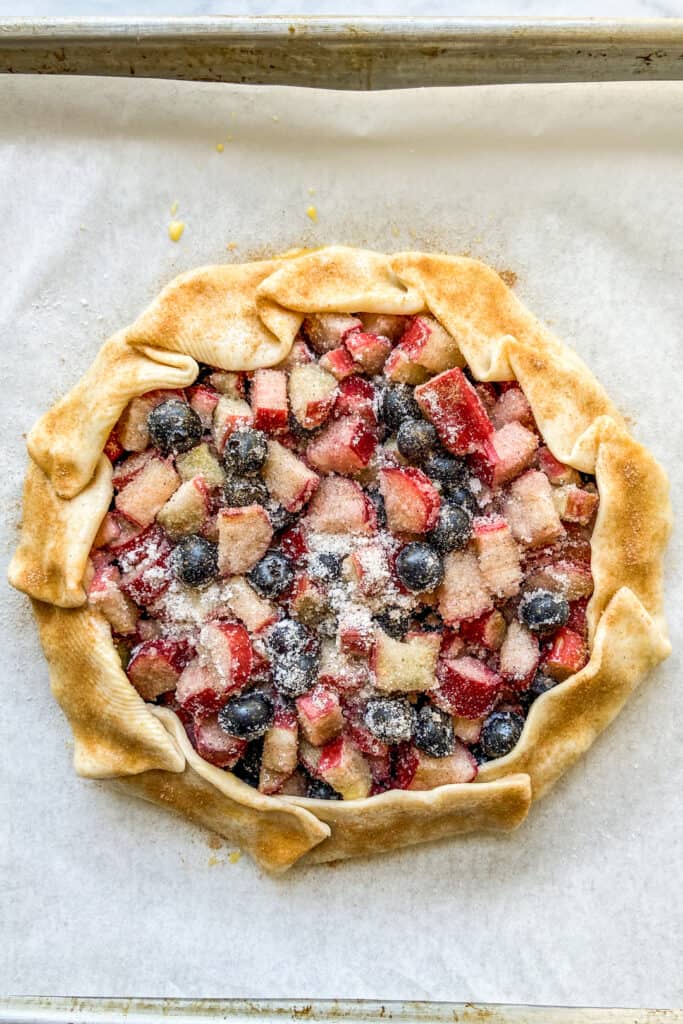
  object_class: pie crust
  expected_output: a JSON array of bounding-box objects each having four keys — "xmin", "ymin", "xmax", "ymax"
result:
[{"xmin": 9, "ymin": 248, "xmax": 671, "ymax": 873}]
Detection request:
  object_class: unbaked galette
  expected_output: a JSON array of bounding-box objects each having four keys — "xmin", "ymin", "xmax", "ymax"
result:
[{"xmin": 9, "ymin": 248, "xmax": 671, "ymax": 873}]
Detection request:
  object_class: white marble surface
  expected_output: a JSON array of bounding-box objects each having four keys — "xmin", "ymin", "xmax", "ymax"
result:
[{"xmin": 1, "ymin": 1, "xmax": 683, "ymax": 19}]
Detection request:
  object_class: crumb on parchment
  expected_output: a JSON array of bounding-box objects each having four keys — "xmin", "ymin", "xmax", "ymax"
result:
[
  {"xmin": 306, "ymin": 206, "xmax": 318, "ymax": 222},
  {"xmin": 169, "ymin": 220, "xmax": 185, "ymax": 242}
]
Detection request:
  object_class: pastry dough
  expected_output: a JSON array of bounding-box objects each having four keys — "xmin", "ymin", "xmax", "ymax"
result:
[{"xmin": 8, "ymin": 247, "xmax": 671, "ymax": 871}]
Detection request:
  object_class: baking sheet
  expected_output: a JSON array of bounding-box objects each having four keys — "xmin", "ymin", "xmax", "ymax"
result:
[{"xmin": 0, "ymin": 75, "xmax": 681, "ymax": 1007}]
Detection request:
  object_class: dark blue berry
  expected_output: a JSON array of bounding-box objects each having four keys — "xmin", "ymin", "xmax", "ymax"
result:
[
  {"xmin": 480, "ymin": 711, "xmax": 524, "ymax": 759},
  {"xmin": 272, "ymin": 650, "xmax": 319, "ymax": 697},
  {"xmin": 308, "ymin": 551, "xmax": 343, "ymax": 583},
  {"xmin": 307, "ymin": 778, "xmax": 342, "ymax": 800},
  {"xmin": 396, "ymin": 419, "xmax": 438, "ymax": 462},
  {"xmin": 445, "ymin": 485, "xmax": 478, "ymax": 518},
  {"xmin": 382, "ymin": 384, "xmax": 420, "ymax": 431},
  {"xmin": 414, "ymin": 704, "xmax": 456, "ymax": 758},
  {"xmin": 148, "ymin": 399, "xmax": 202, "ymax": 455},
  {"xmin": 364, "ymin": 697, "xmax": 414, "ymax": 744},
  {"xmin": 519, "ymin": 590, "xmax": 570, "ymax": 635},
  {"xmin": 171, "ymin": 535, "xmax": 218, "ymax": 586},
  {"xmin": 396, "ymin": 542, "xmax": 444, "ymax": 592},
  {"xmin": 223, "ymin": 427, "xmax": 268, "ymax": 475},
  {"xmin": 520, "ymin": 671, "xmax": 558, "ymax": 712},
  {"xmin": 218, "ymin": 692, "xmax": 274, "ymax": 740},
  {"xmin": 232, "ymin": 738, "xmax": 263, "ymax": 787},
  {"xmin": 248, "ymin": 551, "xmax": 295, "ymax": 598},
  {"xmin": 374, "ymin": 607, "xmax": 412, "ymax": 639},
  {"xmin": 266, "ymin": 618, "xmax": 314, "ymax": 657},
  {"xmin": 224, "ymin": 474, "xmax": 268, "ymax": 507},
  {"xmin": 268, "ymin": 505, "xmax": 298, "ymax": 532},
  {"xmin": 428, "ymin": 503, "xmax": 472, "ymax": 553},
  {"xmin": 469, "ymin": 743, "xmax": 488, "ymax": 765},
  {"xmin": 367, "ymin": 489, "xmax": 387, "ymax": 529},
  {"xmin": 424, "ymin": 453, "xmax": 468, "ymax": 486}
]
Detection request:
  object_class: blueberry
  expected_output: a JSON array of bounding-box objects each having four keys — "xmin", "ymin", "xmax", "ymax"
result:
[
  {"xmin": 287, "ymin": 412, "xmax": 317, "ymax": 441},
  {"xmin": 424, "ymin": 453, "xmax": 468, "ymax": 486},
  {"xmin": 374, "ymin": 607, "xmax": 412, "ymax": 639},
  {"xmin": 520, "ymin": 671, "xmax": 558, "ymax": 712},
  {"xmin": 266, "ymin": 618, "xmax": 313, "ymax": 657},
  {"xmin": 268, "ymin": 505, "xmax": 298, "ymax": 532},
  {"xmin": 272, "ymin": 651, "xmax": 319, "ymax": 698},
  {"xmin": 224, "ymin": 474, "xmax": 269, "ymax": 507},
  {"xmin": 469, "ymin": 743, "xmax": 489, "ymax": 765},
  {"xmin": 480, "ymin": 711, "xmax": 524, "ymax": 759},
  {"xmin": 396, "ymin": 419, "xmax": 438, "ymax": 462},
  {"xmin": 218, "ymin": 691, "xmax": 274, "ymax": 740},
  {"xmin": 445, "ymin": 485, "xmax": 479, "ymax": 518},
  {"xmin": 414, "ymin": 704, "xmax": 456, "ymax": 758},
  {"xmin": 248, "ymin": 551, "xmax": 295, "ymax": 598},
  {"xmin": 223, "ymin": 427, "xmax": 268, "ymax": 475},
  {"xmin": 395, "ymin": 542, "xmax": 444, "ymax": 592},
  {"xmin": 171, "ymin": 535, "xmax": 218, "ymax": 586},
  {"xmin": 367, "ymin": 488, "xmax": 387, "ymax": 529},
  {"xmin": 232, "ymin": 738, "xmax": 263, "ymax": 787},
  {"xmin": 364, "ymin": 697, "xmax": 414, "ymax": 744},
  {"xmin": 382, "ymin": 384, "xmax": 420, "ymax": 431},
  {"xmin": 519, "ymin": 590, "xmax": 570, "ymax": 635},
  {"xmin": 147, "ymin": 399, "xmax": 202, "ymax": 455},
  {"xmin": 428, "ymin": 503, "xmax": 472, "ymax": 553},
  {"xmin": 308, "ymin": 551, "xmax": 343, "ymax": 583},
  {"xmin": 307, "ymin": 777, "xmax": 342, "ymax": 800}
]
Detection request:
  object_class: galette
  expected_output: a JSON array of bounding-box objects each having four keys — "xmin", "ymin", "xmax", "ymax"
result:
[{"xmin": 9, "ymin": 248, "xmax": 671, "ymax": 873}]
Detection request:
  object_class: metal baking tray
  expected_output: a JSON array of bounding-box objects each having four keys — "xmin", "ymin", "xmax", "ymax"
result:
[
  {"xmin": 1, "ymin": 15, "xmax": 682, "ymax": 1024},
  {"xmin": 0, "ymin": 17, "xmax": 683, "ymax": 89}
]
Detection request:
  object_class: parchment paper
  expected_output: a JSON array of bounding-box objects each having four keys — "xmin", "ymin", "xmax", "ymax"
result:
[{"xmin": 1, "ymin": 75, "xmax": 681, "ymax": 1007}]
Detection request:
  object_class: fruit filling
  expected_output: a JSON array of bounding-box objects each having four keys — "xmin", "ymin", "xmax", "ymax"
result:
[{"xmin": 88, "ymin": 313, "xmax": 599, "ymax": 800}]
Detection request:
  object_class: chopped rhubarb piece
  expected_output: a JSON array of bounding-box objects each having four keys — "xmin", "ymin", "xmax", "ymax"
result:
[
  {"xmin": 383, "ymin": 346, "xmax": 431, "ymax": 385},
  {"xmin": 157, "ymin": 476, "xmax": 210, "ymax": 536},
  {"xmin": 319, "ymin": 346, "xmax": 357, "ymax": 381},
  {"xmin": 337, "ymin": 609, "xmax": 375, "ymax": 657},
  {"xmin": 452, "ymin": 715, "xmax": 484, "ymax": 744},
  {"xmin": 114, "ymin": 457, "xmax": 180, "ymax": 527},
  {"xmin": 490, "ymin": 422, "xmax": 539, "ymax": 487},
  {"xmin": 475, "ymin": 382, "xmax": 498, "ymax": 414},
  {"xmin": 333, "ymin": 377, "xmax": 377, "ymax": 426},
  {"xmin": 226, "ymin": 577, "xmax": 279, "ymax": 632},
  {"xmin": 279, "ymin": 524, "xmax": 308, "ymax": 560},
  {"xmin": 104, "ymin": 428, "xmax": 124, "ymax": 463},
  {"xmin": 176, "ymin": 658, "xmax": 226, "ymax": 714},
  {"xmin": 297, "ymin": 685, "xmax": 343, "ymax": 746},
  {"xmin": 289, "ymin": 363, "xmax": 338, "ymax": 429},
  {"xmin": 404, "ymin": 742, "xmax": 478, "ymax": 790},
  {"xmin": 248, "ymin": 369, "xmax": 287, "ymax": 433},
  {"xmin": 499, "ymin": 621, "xmax": 540, "ymax": 689},
  {"xmin": 187, "ymin": 384, "xmax": 219, "ymax": 428},
  {"xmin": 111, "ymin": 450, "xmax": 155, "ymax": 489},
  {"xmin": 567, "ymin": 598, "xmax": 589, "ymax": 636},
  {"xmin": 346, "ymin": 543, "xmax": 392, "ymax": 597},
  {"xmin": 136, "ymin": 618, "xmax": 162, "ymax": 642},
  {"xmin": 111, "ymin": 522, "xmax": 168, "ymax": 562},
  {"xmin": 437, "ymin": 550, "xmax": 493, "ymax": 624},
  {"xmin": 278, "ymin": 771, "xmax": 308, "ymax": 796},
  {"xmin": 537, "ymin": 446, "xmax": 581, "ymax": 486},
  {"xmin": 433, "ymin": 656, "xmax": 503, "ymax": 718},
  {"xmin": 274, "ymin": 338, "xmax": 314, "ymax": 371},
  {"xmin": 289, "ymin": 574, "xmax": 328, "ymax": 625},
  {"xmin": 440, "ymin": 630, "xmax": 466, "ymax": 660},
  {"xmin": 415, "ymin": 367, "xmax": 495, "ymax": 457},
  {"xmin": 212, "ymin": 395, "xmax": 253, "ymax": 452},
  {"xmin": 504, "ymin": 470, "xmax": 565, "ymax": 548},
  {"xmin": 217, "ymin": 504, "xmax": 273, "ymax": 576},
  {"xmin": 199, "ymin": 621, "xmax": 253, "ymax": 693},
  {"xmin": 306, "ymin": 415, "xmax": 377, "ymax": 476},
  {"xmin": 303, "ymin": 313, "xmax": 362, "ymax": 353},
  {"xmin": 372, "ymin": 628, "xmax": 440, "ymax": 693},
  {"xmin": 553, "ymin": 485, "xmax": 600, "ymax": 525},
  {"xmin": 175, "ymin": 442, "xmax": 225, "ymax": 490},
  {"xmin": 119, "ymin": 547, "xmax": 172, "ymax": 606},
  {"xmin": 88, "ymin": 564, "xmax": 138, "ymax": 635},
  {"xmin": 344, "ymin": 330, "xmax": 392, "ymax": 374},
  {"xmin": 490, "ymin": 385, "xmax": 533, "ymax": 430},
  {"xmin": 262, "ymin": 439, "xmax": 320, "ymax": 512},
  {"xmin": 92, "ymin": 511, "xmax": 122, "ymax": 550},
  {"xmin": 398, "ymin": 315, "xmax": 463, "ymax": 372},
  {"xmin": 525, "ymin": 559, "xmax": 594, "ymax": 600},
  {"xmin": 378, "ymin": 466, "xmax": 440, "ymax": 534},
  {"xmin": 260, "ymin": 716, "xmax": 298, "ymax": 791},
  {"xmin": 316, "ymin": 736, "xmax": 372, "ymax": 800},
  {"xmin": 318, "ymin": 641, "xmax": 369, "ymax": 693},
  {"xmin": 126, "ymin": 638, "xmax": 191, "ymax": 701},
  {"xmin": 207, "ymin": 370, "xmax": 247, "ymax": 397},
  {"xmin": 359, "ymin": 313, "xmax": 408, "ymax": 342},
  {"xmin": 542, "ymin": 627, "xmax": 588, "ymax": 681},
  {"xmin": 306, "ymin": 476, "xmax": 376, "ymax": 535},
  {"xmin": 194, "ymin": 714, "xmax": 247, "ymax": 768},
  {"xmin": 472, "ymin": 516, "xmax": 522, "ymax": 599},
  {"xmin": 459, "ymin": 609, "xmax": 507, "ymax": 651}
]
